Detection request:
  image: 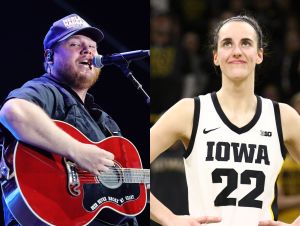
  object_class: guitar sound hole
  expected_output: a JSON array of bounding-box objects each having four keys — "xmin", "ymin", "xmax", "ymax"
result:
[{"xmin": 98, "ymin": 164, "xmax": 123, "ymax": 189}]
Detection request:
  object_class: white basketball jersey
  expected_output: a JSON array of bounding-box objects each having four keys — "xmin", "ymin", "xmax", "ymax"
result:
[{"xmin": 183, "ymin": 92, "xmax": 286, "ymax": 226}]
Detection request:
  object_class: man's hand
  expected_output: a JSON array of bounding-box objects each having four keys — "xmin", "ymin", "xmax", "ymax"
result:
[
  {"xmin": 164, "ymin": 215, "xmax": 222, "ymax": 226},
  {"xmin": 71, "ymin": 142, "xmax": 114, "ymax": 175},
  {"xmin": 259, "ymin": 216, "xmax": 300, "ymax": 226}
]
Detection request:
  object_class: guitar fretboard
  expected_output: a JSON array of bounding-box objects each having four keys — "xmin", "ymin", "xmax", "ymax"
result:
[
  {"xmin": 97, "ymin": 168, "xmax": 150, "ymax": 185},
  {"xmin": 122, "ymin": 168, "xmax": 150, "ymax": 184}
]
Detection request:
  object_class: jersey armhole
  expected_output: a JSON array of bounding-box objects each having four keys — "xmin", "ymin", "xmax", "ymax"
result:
[
  {"xmin": 273, "ymin": 101, "xmax": 287, "ymax": 159},
  {"xmin": 183, "ymin": 97, "xmax": 200, "ymax": 159}
]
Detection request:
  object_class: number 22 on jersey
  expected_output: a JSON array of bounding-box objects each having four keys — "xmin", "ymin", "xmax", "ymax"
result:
[{"xmin": 212, "ymin": 168, "xmax": 265, "ymax": 208}]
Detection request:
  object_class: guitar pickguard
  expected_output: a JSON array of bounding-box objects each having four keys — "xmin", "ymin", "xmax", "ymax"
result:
[{"xmin": 82, "ymin": 183, "xmax": 140, "ymax": 212}]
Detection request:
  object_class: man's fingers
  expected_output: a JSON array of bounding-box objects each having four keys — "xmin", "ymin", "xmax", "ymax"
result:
[
  {"xmin": 102, "ymin": 158, "xmax": 114, "ymax": 167},
  {"xmin": 98, "ymin": 165, "xmax": 110, "ymax": 172},
  {"xmin": 196, "ymin": 216, "xmax": 222, "ymax": 224},
  {"xmin": 100, "ymin": 148, "xmax": 114, "ymax": 160}
]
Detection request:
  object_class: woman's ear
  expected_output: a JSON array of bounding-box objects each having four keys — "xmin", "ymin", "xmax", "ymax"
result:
[
  {"xmin": 256, "ymin": 48, "xmax": 263, "ymax": 65},
  {"xmin": 213, "ymin": 51, "xmax": 219, "ymax": 66}
]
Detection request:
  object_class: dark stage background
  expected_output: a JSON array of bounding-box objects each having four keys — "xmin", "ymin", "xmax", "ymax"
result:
[{"xmin": 0, "ymin": 0, "xmax": 149, "ymax": 225}]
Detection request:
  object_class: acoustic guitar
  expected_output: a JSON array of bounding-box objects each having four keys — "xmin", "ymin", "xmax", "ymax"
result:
[{"xmin": 1, "ymin": 120, "xmax": 149, "ymax": 225}]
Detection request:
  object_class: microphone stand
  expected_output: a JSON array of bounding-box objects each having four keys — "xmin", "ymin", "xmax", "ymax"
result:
[{"xmin": 118, "ymin": 62, "xmax": 150, "ymax": 105}]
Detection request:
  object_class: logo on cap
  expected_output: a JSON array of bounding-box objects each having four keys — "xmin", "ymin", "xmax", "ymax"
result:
[{"xmin": 62, "ymin": 15, "xmax": 89, "ymax": 29}]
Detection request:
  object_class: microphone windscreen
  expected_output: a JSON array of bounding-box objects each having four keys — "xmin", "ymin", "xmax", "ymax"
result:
[{"xmin": 92, "ymin": 55, "xmax": 104, "ymax": 68}]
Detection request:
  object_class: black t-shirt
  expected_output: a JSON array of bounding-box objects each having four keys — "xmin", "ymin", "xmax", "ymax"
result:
[{"xmin": 1, "ymin": 73, "xmax": 138, "ymax": 226}]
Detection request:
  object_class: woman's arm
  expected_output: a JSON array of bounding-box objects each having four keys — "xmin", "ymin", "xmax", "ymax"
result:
[
  {"xmin": 259, "ymin": 103, "xmax": 300, "ymax": 226},
  {"xmin": 281, "ymin": 103, "xmax": 300, "ymax": 163},
  {"xmin": 150, "ymin": 98, "xmax": 221, "ymax": 225},
  {"xmin": 150, "ymin": 98, "xmax": 194, "ymax": 162}
]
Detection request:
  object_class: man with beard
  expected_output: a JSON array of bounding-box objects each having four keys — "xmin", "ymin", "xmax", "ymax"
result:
[{"xmin": 0, "ymin": 14, "xmax": 138, "ymax": 226}]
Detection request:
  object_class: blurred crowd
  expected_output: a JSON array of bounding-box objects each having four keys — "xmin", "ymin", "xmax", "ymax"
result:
[
  {"xmin": 150, "ymin": 0, "xmax": 300, "ymax": 115},
  {"xmin": 150, "ymin": 0, "xmax": 300, "ymax": 225}
]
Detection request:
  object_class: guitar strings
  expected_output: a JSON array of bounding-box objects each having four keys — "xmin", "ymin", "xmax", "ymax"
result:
[
  {"xmin": 73, "ymin": 168, "xmax": 150, "ymax": 183},
  {"xmin": 77, "ymin": 171, "xmax": 150, "ymax": 183},
  {"xmin": 78, "ymin": 174, "xmax": 149, "ymax": 179},
  {"xmin": 77, "ymin": 169, "xmax": 149, "ymax": 175},
  {"xmin": 78, "ymin": 177, "xmax": 149, "ymax": 183}
]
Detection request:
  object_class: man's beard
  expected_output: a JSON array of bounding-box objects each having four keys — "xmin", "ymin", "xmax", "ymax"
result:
[{"xmin": 55, "ymin": 64, "xmax": 101, "ymax": 90}]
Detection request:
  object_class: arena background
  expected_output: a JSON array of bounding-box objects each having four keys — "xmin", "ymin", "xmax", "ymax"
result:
[
  {"xmin": 0, "ymin": 0, "xmax": 149, "ymax": 225},
  {"xmin": 151, "ymin": 0, "xmax": 300, "ymax": 225}
]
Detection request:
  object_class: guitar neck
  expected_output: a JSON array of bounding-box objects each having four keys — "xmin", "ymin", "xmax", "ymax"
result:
[
  {"xmin": 122, "ymin": 168, "xmax": 150, "ymax": 184},
  {"xmin": 96, "ymin": 168, "xmax": 150, "ymax": 185}
]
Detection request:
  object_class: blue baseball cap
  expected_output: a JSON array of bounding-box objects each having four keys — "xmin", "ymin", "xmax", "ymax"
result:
[{"xmin": 43, "ymin": 14, "xmax": 104, "ymax": 50}]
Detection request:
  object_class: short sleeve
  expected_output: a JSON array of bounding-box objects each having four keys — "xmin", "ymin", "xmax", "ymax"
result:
[{"xmin": 4, "ymin": 82, "xmax": 57, "ymax": 116}]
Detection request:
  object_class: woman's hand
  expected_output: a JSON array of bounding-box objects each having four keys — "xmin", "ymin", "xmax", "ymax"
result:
[
  {"xmin": 259, "ymin": 216, "xmax": 300, "ymax": 226},
  {"xmin": 164, "ymin": 215, "xmax": 222, "ymax": 226}
]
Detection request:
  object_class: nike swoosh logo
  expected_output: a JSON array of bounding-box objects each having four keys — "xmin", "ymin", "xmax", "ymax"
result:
[{"xmin": 203, "ymin": 127, "xmax": 220, "ymax": 134}]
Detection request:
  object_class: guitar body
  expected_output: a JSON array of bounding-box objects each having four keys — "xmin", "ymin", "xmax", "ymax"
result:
[{"xmin": 1, "ymin": 121, "xmax": 147, "ymax": 226}]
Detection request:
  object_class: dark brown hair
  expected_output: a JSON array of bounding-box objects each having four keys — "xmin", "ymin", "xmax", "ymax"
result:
[{"xmin": 211, "ymin": 15, "xmax": 267, "ymax": 51}]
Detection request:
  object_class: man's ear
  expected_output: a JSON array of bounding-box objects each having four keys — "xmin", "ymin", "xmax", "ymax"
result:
[{"xmin": 44, "ymin": 49, "xmax": 54, "ymax": 64}]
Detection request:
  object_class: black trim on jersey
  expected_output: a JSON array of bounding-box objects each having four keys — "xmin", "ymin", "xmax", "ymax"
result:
[
  {"xmin": 271, "ymin": 103, "xmax": 287, "ymax": 219},
  {"xmin": 273, "ymin": 101, "xmax": 287, "ymax": 159},
  {"xmin": 271, "ymin": 182, "xmax": 279, "ymax": 220},
  {"xmin": 184, "ymin": 97, "xmax": 200, "ymax": 158},
  {"xmin": 211, "ymin": 92, "xmax": 262, "ymax": 134}
]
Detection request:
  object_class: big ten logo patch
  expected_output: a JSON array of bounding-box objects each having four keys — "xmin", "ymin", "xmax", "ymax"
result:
[{"xmin": 260, "ymin": 130, "xmax": 272, "ymax": 137}]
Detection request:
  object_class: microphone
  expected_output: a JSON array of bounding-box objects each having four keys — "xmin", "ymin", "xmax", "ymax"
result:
[{"xmin": 92, "ymin": 50, "xmax": 150, "ymax": 68}]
